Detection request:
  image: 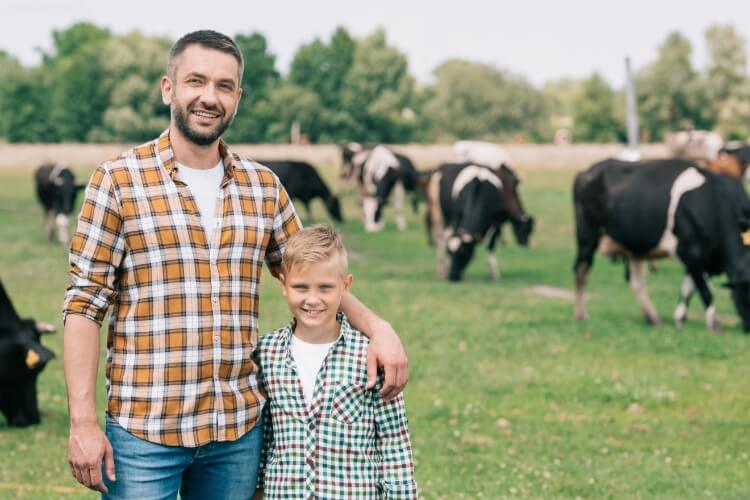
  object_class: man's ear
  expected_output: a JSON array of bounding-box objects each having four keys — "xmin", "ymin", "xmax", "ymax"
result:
[{"xmin": 161, "ymin": 75, "xmax": 173, "ymax": 106}]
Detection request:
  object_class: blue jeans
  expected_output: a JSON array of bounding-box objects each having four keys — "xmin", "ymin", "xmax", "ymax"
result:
[{"xmin": 103, "ymin": 414, "xmax": 262, "ymax": 500}]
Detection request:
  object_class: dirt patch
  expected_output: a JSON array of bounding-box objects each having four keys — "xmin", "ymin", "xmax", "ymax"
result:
[{"xmin": 525, "ymin": 285, "xmax": 577, "ymax": 301}]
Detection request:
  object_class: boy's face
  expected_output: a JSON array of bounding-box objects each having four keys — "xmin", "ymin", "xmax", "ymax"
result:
[{"xmin": 280, "ymin": 255, "xmax": 353, "ymax": 334}]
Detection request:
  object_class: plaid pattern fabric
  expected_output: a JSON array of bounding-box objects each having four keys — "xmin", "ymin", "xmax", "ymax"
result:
[
  {"xmin": 62, "ymin": 129, "xmax": 301, "ymax": 447},
  {"xmin": 256, "ymin": 314, "xmax": 418, "ymax": 499}
]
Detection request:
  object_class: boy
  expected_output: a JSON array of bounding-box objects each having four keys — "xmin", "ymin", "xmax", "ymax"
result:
[{"xmin": 255, "ymin": 225, "xmax": 418, "ymax": 499}]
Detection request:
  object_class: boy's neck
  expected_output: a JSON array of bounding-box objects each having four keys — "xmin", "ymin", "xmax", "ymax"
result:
[{"xmin": 293, "ymin": 318, "xmax": 340, "ymax": 344}]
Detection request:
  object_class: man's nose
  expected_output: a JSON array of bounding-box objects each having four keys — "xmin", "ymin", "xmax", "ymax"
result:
[{"xmin": 198, "ymin": 83, "xmax": 219, "ymax": 106}]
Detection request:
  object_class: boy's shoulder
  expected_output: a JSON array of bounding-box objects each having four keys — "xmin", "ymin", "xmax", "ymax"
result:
[{"xmin": 258, "ymin": 321, "xmax": 293, "ymax": 357}]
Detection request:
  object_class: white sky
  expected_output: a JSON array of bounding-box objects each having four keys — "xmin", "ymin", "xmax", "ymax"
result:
[{"xmin": 2, "ymin": 0, "xmax": 749, "ymax": 87}]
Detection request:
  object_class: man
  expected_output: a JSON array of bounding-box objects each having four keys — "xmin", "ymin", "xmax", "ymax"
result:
[{"xmin": 62, "ymin": 30, "xmax": 408, "ymax": 499}]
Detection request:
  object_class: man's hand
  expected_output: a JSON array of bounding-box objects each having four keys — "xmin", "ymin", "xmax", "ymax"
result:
[
  {"xmin": 67, "ymin": 421, "xmax": 115, "ymax": 493},
  {"xmin": 365, "ymin": 319, "xmax": 409, "ymax": 401}
]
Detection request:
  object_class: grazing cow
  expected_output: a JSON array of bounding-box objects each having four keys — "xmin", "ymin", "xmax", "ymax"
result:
[
  {"xmin": 707, "ymin": 142, "xmax": 750, "ymax": 181},
  {"xmin": 426, "ymin": 162, "xmax": 534, "ymax": 281},
  {"xmin": 34, "ymin": 163, "xmax": 85, "ymax": 245},
  {"xmin": 258, "ymin": 160, "xmax": 343, "ymax": 222},
  {"xmin": 665, "ymin": 130, "xmax": 723, "ymax": 163},
  {"xmin": 573, "ymin": 158, "xmax": 750, "ymax": 332},
  {"xmin": 0, "ymin": 280, "xmax": 56, "ymax": 426},
  {"xmin": 341, "ymin": 144, "xmax": 419, "ymax": 232}
]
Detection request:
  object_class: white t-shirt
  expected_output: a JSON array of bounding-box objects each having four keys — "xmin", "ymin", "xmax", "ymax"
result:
[
  {"xmin": 290, "ymin": 334, "xmax": 335, "ymax": 406},
  {"xmin": 176, "ymin": 160, "xmax": 224, "ymax": 239}
]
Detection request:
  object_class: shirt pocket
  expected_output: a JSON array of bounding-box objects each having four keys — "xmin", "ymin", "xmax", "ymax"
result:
[{"xmin": 330, "ymin": 382, "xmax": 367, "ymax": 424}]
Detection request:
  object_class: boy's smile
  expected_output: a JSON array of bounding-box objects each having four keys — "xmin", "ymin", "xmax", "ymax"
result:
[{"xmin": 281, "ymin": 256, "xmax": 353, "ymax": 343}]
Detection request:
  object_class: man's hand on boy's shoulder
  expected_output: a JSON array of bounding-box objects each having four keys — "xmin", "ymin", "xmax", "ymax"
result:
[{"xmin": 366, "ymin": 318, "xmax": 408, "ymax": 401}]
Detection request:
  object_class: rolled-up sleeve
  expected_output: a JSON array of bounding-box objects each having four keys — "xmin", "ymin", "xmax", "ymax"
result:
[
  {"xmin": 62, "ymin": 163, "xmax": 125, "ymax": 324},
  {"xmin": 265, "ymin": 177, "xmax": 301, "ymax": 269}
]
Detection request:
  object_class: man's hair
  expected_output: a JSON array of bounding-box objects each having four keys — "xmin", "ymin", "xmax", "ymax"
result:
[
  {"xmin": 281, "ymin": 225, "xmax": 348, "ymax": 276},
  {"xmin": 167, "ymin": 30, "xmax": 244, "ymax": 82}
]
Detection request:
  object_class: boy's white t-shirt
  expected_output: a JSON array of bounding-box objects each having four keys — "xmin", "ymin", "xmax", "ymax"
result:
[
  {"xmin": 290, "ymin": 334, "xmax": 335, "ymax": 405},
  {"xmin": 175, "ymin": 160, "xmax": 224, "ymax": 239}
]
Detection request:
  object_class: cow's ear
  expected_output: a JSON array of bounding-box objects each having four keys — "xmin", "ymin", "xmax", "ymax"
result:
[
  {"xmin": 739, "ymin": 216, "xmax": 750, "ymax": 246},
  {"xmin": 75, "ymin": 183, "xmax": 86, "ymax": 192},
  {"xmin": 22, "ymin": 342, "xmax": 55, "ymax": 370}
]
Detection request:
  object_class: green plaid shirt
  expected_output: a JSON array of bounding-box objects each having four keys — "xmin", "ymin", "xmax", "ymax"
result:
[{"xmin": 256, "ymin": 314, "xmax": 417, "ymax": 499}]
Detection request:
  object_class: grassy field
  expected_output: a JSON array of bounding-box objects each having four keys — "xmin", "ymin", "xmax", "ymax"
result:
[{"xmin": 1, "ymin": 163, "xmax": 749, "ymax": 499}]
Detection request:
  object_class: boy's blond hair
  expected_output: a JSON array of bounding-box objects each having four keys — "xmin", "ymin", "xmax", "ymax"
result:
[{"xmin": 281, "ymin": 224, "xmax": 348, "ymax": 276}]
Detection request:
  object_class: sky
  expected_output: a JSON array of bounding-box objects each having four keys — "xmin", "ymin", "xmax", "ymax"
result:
[{"xmin": 2, "ymin": 0, "xmax": 749, "ymax": 88}]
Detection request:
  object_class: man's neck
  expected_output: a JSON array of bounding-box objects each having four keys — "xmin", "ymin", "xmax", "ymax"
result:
[
  {"xmin": 293, "ymin": 319, "xmax": 340, "ymax": 344},
  {"xmin": 169, "ymin": 124, "xmax": 221, "ymax": 169}
]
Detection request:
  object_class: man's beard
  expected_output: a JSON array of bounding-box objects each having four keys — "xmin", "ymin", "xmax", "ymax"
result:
[{"xmin": 172, "ymin": 102, "xmax": 234, "ymax": 146}]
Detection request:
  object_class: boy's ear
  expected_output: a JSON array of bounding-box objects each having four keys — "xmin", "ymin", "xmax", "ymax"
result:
[
  {"xmin": 343, "ymin": 274, "xmax": 353, "ymax": 292},
  {"xmin": 279, "ymin": 273, "xmax": 287, "ymax": 295}
]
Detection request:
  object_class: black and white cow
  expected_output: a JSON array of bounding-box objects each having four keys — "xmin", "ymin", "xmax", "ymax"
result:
[
  {"xmin": 426, "ymin": 162, "xmax": 534, "ymax": 281},
  {"xmin": 0, "ymin": 279, "xmax": 56, "ymax": 426},
  {"xmin": 259, "ymin": 160, "xmax": 343, "ymax": 222},
  {"xmin": 341, "ymin": 144, "xmax": 419, "ymax": 232},
  {"xmin": 573, "ymin": 158, "xmax": 750, "ymax": 332},
  {"xmin": 34, "ymin": 163, "xmax": 85, "ymax": 245}
]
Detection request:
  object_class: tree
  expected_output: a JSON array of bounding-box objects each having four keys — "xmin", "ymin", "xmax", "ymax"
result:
[
  {"xmin": 0, "ymin": 51, "xmax": 25, "ymax": 140},
  {"xmin": 705, "ymin": 24, "xmax": 750, "ymax": 139},
  {"xmin": 225, "ymin": 32, "xmax": 279, "ymax": 143},
  {"xmin": 339, "ymin": 29, "xmax": 419, "ymax": 142},
  {"xmin": 572, "ymin": 73, "xmax": 624, "ymax": 142},
  {"xmin": 636, "ymin": 31, "xmax": 711, "ymax": 140},
  {"xmin": 423, "ymin": 59, "xmax": 547, "ymax": 142},
  {"xmin": 88, "ymin": 31, "xmax": 172, "ymax": 142},
  {"xmin": 44, "ymin": 23, "xmax": 113, "ymax": 141}
]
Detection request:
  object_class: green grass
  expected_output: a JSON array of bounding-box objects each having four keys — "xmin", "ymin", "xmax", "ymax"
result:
[{"xmin": 1, "ymin": 164, "xmax": 749, "ymax": 499}]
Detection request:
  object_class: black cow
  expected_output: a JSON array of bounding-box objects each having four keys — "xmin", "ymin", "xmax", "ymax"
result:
[
  {"xmin": 573, "ymin": 158, "xmax": 750, "ymax": 332},
  {"xmin": 426, "ymin": 163, "xmax": 534, "ymax": 281},
  {"xmin": 34, "ymin": 163, "xmax": 85, "ymax": 245},
  {"xmin": 258, "ymin": 160, "xmax": 342, "ymax": 222},
  {"xmin": 0, "ymin": 280, "xmax": 56, "ymax": 426},
  {"xmin": 340, "ymin": 144, "xmax": 419, "ymax": 232}
]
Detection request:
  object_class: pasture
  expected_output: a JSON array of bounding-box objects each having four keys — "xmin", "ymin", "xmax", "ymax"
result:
[{"xmin": 1, "ymin": 158, "xmax": 749, "ymax": 499}]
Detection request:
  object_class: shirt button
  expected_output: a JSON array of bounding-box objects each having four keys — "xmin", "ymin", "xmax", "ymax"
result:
[
  {"xmin": 212, "ymin": 296, "xmax": 218, "ymax": 304},
  {"xmin": 308, "ymin": 422, "xmax": 315, "ymax": 431},
  {"xmin": 214, "ymin": 335, "xmax": 220, "ymax": 341}
]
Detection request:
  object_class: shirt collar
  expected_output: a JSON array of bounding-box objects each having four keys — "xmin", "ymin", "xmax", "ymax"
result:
[
  {"xmin": 280, "ymin": 312, "xmax": 353, "ymax": 353},
  {"xmin": 156, "ymin": 128, "xmax": 237, "ymax": 182}
]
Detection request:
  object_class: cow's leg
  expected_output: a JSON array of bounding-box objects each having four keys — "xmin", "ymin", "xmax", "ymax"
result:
[
  {"xmin": 362, "ymin": 197, "xmax": 384, "ymax": 232},
  {"xmin": 45, "ymin": 210, "xmax": 55, "ymax": 241},
  {"xmin": 436, "ymin": 228, "xmax": 451, "ymax": 278},
  {"xmin": 573, "ymin": 203, "xmax": 600, "ymax": 321},
  {"xmin": 686, "ymin": 270, "xmax": 720, "ymax": 332},
  {"xmin": 56, "ymin": 213, "xmax": 70, "ymax": 246},
  {"xmin": 486, "ymin": 225, "xmax": 501, "ymax": 281},
  {"xmin": 393, "ymin": 181, "xmax": 407, "ymax": 231},
  {"xmin": 426, "ymin": 172, "xmax": 443, "ymax": 248},
  {"xmin": 628, "ymin": 258, "xmax": 660, "ymax": 325},
  {"xmin": 303, "ymin": 201, "xmax": 312, "ymax": 220},
  {"xmin": 673, "ymin": 274, "xmax": 696, "ymax": 327}
]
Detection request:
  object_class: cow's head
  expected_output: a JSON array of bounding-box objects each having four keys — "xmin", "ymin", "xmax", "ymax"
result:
[
  {"xmin": 727, "ymin": 215, "xmax": 750, "ymax": 332},
  {"xmin": 340, "ymin": 143, "xmax": 363, "ymax": 180},
  {"xmin": 0, "ymin": 295, "xmax": 56, "ymax": 426},
  {"xmin": 446, "ymin": 181, "xmax": 504, "ymax": 281},
  {"xmin": 496, "ymin": 165, "xmax": 535, "ymax": 246},
  {"xmin": 51, "ymin": 167, "xmax": 84, "ymax": 216},
  {"xmin": 326, "ymin": 195, "xmax": 343, "ymax": 222}
]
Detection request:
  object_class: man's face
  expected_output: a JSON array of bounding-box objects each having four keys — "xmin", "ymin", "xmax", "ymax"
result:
[
  {"xmin": 280, "ymin": 256, "xmax": 352, "ymax": 334},
  {"xmin": 161, "ymin": 44, "xmax": 242, "ymax": 146}
]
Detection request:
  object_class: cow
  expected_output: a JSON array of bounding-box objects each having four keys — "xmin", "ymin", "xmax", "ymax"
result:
[
  {"xmin": 573, "ymin": 158, "xmax": 750, "ymax": 332},
  {"xmin": 340, "ymin": 144, "xmax": 419, "ymax": 232},
  {"xmin": 258, "ymin": 160, "xmax": 343, "ymax": 222},
  {"xmin": 426, "ymin": 162, "xmax": 534, "ymax": 281},
  {"xmin": 0, "ymin": 279, "xmax": 56, "ymax": 426},
  {"xmin": 34, "ymin": 163, "xmax": 85, "ymax": 245}
]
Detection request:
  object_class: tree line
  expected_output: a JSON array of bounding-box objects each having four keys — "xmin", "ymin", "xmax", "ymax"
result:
[{"xmin": 0, "ymin": 22, "xmax": 748, "ymax": 144}]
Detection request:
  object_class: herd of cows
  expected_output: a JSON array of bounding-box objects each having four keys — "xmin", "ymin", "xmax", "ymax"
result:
[{"xmin": 1, "ymin": 137, "xmax": 750, "ymax": 427}]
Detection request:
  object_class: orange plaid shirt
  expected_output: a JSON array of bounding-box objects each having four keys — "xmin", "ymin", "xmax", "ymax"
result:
[{"xmin": 63, "ymin": 130, "xmax": 301, "ymax": 447}]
